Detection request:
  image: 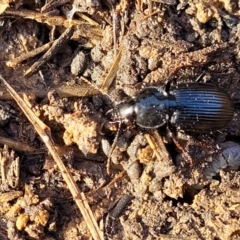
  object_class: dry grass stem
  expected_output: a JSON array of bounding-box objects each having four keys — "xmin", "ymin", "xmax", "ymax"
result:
[{"xmin": 0, "ymin": 75, "xmax": 104, "ymax": 240}]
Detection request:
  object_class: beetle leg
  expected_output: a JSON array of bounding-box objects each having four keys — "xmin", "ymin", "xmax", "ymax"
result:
[
  {"xmin": 165, "ymin": 79, "xmax": 172, "ymax": 93},
  {"xmin": 106, "ymin": 121, "xmax": 122, "ymax": 174},
  {"xmin": 172, "ymin": 136, "xmax": 194, "ymax": 165},
  {"xmin": 195, "ymin": 71, "xmax": 206, "ymax": 82}
]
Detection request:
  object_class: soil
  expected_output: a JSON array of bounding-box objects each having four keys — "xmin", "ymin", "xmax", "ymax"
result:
[{"xmin": 1, "ymin": 0, "xmax": 240, "ymax": 239}]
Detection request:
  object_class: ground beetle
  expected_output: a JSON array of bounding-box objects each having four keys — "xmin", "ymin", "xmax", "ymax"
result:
[{"xmin": 112, "ymin": 83, "xmax": 234, "ymax": 132}]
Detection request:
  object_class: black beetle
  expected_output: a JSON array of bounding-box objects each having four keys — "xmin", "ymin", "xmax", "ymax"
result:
[{"xmin": 112, "ymin": 83, "xmax": 234, "ymax": 132}]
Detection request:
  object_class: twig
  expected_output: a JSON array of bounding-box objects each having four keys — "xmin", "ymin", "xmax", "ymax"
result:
[
  {"xmin": 0, "ymin": 75, "xmax": 103, "ymax": 240},
  {"xmin": 100, "ymin": 45, "xmax": 124, "ymax": 92},
  {"xmin": 4, "ymin": 9, "xmax": 85, "ymax": 27},
  {"xmin": 0, "ymin": 80, "xmax": 103, "ymax": 100},
  {"xmin": 41, "ymin": 0, "xmax": 70, "ymax": 13},
  {"xmin": 6, "ymin": 41, "xmax": 53, "ymax": 68},
  {"xmin": 144, "ymin": 131, "xmax": 172, "ymax": 165},
  {"xmin": 24, "ymin": 27, "xmax": 74, "ymax": 77},
  {"xmin": 76, "ymin": 12, "xmax": 99, "ymax": 26},
  {"xmin": 0, "ymin": 191, "xmax": 23, "ymax": 203},
  {"xmin": 112, "ymin": 11, "xmax": 118, "ymax": 56},
  {"xmin": 0, "ymin": 136, "xmax": 37, "ymax": 152}
]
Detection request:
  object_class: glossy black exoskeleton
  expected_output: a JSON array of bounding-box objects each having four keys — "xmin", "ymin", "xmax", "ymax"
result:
[{"xmin": 112, "ymin": 83, "xmax": 234, "ymax": 132}]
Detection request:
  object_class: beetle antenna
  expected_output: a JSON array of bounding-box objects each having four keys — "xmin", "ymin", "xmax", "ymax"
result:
[
  {"xmin": 80, "ymin": 76, "xmax": 115, "ymax": 106},
  {"xmin": 106, "ymin": 121, "xmax": 122, "ymax": 174}
]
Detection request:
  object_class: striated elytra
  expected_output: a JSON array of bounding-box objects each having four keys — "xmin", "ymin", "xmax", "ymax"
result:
[{"xmin": 113, "ymin": 83, "xmax": 234, "ymax": 132}]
